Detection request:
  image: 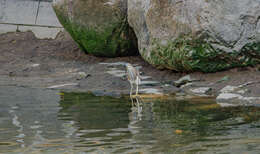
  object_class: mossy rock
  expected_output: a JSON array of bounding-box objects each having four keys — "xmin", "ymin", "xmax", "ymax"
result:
[
  {"xmin": 128, "ymin": 0, "xmax": 260, "ymax": 72},
  {"xmin": 142, "ymin": 36, "xmax": 260, "ymax": 73},
  {"xmin": 53, "ymin": 0, "xmax": 138, "ymax": 57}
]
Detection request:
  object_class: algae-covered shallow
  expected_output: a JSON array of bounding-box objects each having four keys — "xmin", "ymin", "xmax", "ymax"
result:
[{"xmin": 0, "ymin": 87, "xmax": 260, "ymax": 153}]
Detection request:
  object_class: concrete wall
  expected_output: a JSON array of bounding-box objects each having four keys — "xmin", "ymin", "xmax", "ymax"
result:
[{"xmin": 0, "ymin": 0, "xmax": 63, "ymax": 39}]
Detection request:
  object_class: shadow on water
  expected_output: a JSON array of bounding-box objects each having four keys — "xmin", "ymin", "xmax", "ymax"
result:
[{"xmin": 0, "ymin": 88, "xmax": 260, "ymax": 153}]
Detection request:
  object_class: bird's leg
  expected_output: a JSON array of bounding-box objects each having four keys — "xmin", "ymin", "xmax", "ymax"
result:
[
  {"xmin": 130, "ymin": 97, "xmax": 134, "ymax": 107},
  {"xmin": 136, "ymin": 84, "xmax": 139, "ymax": 96},
  {"xmin": 130, "ymin": 83, "xmax": 133, "ymax": 97},
  {"xmin": 130, "ymin": 84, "xmax": 134, "ymax": 106}
]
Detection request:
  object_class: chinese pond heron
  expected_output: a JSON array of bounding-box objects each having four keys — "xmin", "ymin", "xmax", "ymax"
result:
[{"xmin": 125, "ymin": 63, "xmax": 141, "ymax": 98}]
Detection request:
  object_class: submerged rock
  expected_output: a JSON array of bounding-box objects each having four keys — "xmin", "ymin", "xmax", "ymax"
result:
[
  {"xmin": 53, "ymin": 0, "xmax": 138, "ymax": 57},
  {"xmin": 217, "ymin": 83, "xmax": 260, "ymax": 106},
  {"xmin": 216, "ymin": 93, "xmax": 260, "ymax": 106},
  {"xmin": 128, "ymin": 0, "xmax": 260, "ymax": 72},
  {"xmin": 220, "ymin": 83, "xmax": 254, "ymax": 94}
]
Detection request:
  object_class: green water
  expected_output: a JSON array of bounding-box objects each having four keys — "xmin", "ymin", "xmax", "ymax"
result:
[{"xmin": 0, "ymin": 87, "xmax": 260, "ymax": 153}]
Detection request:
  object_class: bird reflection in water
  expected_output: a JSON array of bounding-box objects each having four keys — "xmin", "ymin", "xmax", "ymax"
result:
[{"xmin": 130, "ymin": 96, "xmax": 143, "ymax": 121}]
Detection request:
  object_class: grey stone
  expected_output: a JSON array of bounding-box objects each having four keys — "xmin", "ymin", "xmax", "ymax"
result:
[
  {"xmin": 76, "ymin": 72, "xmax": 88, "ymax": 80},
  {"xmin": 128, "ymin": 0, "xmax": 260, "ymax": 72},
  {"xmin": 174, "ymin": 75, "xmax": 192, "ymax": 87},
  {"xmin": 139, "ymin": 81, "xmax": 160, "ymax": 86},
  {"xmin": 236, "ymin": 89, "xmax": 249, "ymax": 94},
  {"xmin": 189, "ymin": 87, "xmax": 211, "ymax": 95},
  {"xmin": 217, "ymin": 76, "xmax": 230, "ymax": 83},
  {"xmin": 180, "ymin": 82, "xmax": 193, "ymax": 89},
  {"xmin": 220, "ymin": 85, "xmax": 239, "ymax": 93},
  {"xmin": 217, "ymin": 93, "xmax": 243, "ymax": 101},
  {"xmin": 220, "ymin": 84, "xmax": 251, "ymax": 95},
  {"xmin": 216, "ymin": 93, "xmax": 260, "ymax": 105}
]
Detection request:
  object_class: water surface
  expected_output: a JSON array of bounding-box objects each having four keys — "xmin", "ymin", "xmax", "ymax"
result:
[{"xmin": 0, "ymin": 86, "xmax": 260, "ymax": 153}]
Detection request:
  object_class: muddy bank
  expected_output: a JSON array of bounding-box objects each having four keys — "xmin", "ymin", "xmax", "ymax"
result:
[{"xmin": 0, "ymin": 31, "xmax": 259, "ymax": 104}]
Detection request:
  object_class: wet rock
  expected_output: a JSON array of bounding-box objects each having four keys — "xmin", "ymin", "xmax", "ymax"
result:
[
  {"xmin": 217, "ymin": 93, "xmax": 243, "ymax": 101},
  {"xmin": 162, "ymin": 85, "xmax": 181, "ymax": 94},
  {"xmin": 174, "ymin": 75, "xmax": 192, "ymax": 87},
  {"xmin": 220, "ymin": 85, "xmax": 240, "ymax": 93},
  {"xmin": 216, "ymin": 82, "xmax": 260, "ymax": 106},
  {"xmin": 236, "ymin": 89, "xmax": 249, "ymax": 94},
  {"xmin": 76, "ymin": 72, "xmax": 90, "ymax": 80},
  {"xmin": 238, "ymin": 81, "xmax": 257, "ymax": 88},
  {"xmin": 31, "ymin": 64, "xmax": 40, "ymax": 67},
  {"xmin": 128, "ymin": 0, "xmax": 260, "ymax": 72},
  {"xmin": 53, "ymin": 0, "xmax": 138, "ymax": 57},
  {"xmin": 139, "ymin": 88, "xmax": 162, "ymax": 94},
  {"xmin": 220, "ymin": 84, "xmax": 253, "ymax": 94},
  {"xmin": 189, "ymin": 87, "xmax": 212, "ymax": 96},
  {"xmin": 216, "ymin": 93, "xmax": 260, "ymax": 105},
  {"xmin": 47, "ymin": 83, "xmax": 79, "ymax": 89},
  {"xmin": 107, "ymin": 69, "xmax": 126, "ymax": 78},
  {"xmin": 180, "ymin": 82, "xmax": 193, "ymax": 89},
  {"xmin": 217, "ymin": 76, "xmax": 230, "ymax": 83},
  {"xmin": 140, "ymin": 81, "xmax": 160, "ymax": 86}
]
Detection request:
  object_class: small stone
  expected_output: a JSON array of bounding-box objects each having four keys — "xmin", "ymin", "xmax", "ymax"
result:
[
  {"xmin": 218, "ymin": 102, "xmax": 236, "ymax": 107},
  {"xmin": 216, "ymin": 93, "xmax": 243, "ymax": 101},
  {"xmin": 190, "ymin": 87, "xmax": 211, "ymax": 95},
  {"xmin": 174, "ymin": 75, "xmax": 192, "ymax": 87},
  {"xmin": 216, "ymin": 93, "xmax": 260, "ymax": 105},
  {"xmin": 76, "ymin": 72, "xmax": 89, "ymax": 80},
  {"xmin": 180, "ymin": 82, "xmax": 193, "ymax": 89},
  {"xmin": 217, "ymin": 76, "xmax": 230, "ymax": 83},
  {"xmin": 140, "ymin": 81, "xmax": 160, "ymax": 86},
  {"xmin": 236, "ymin": 89, "xmax": 249, "ymax": 94},
  {"xmin": 31, "ymin": 64, "xmax": 40, "ymax": 67},
  {"xmin": 9, "ymin": 71, "xmax": 15, "ymax": 77},
  {"xmin": 220, "ymin": 85, "xmax": 239, "ymax": 93},
  {"xmin": 238, "ymin": 82, "xmax": 255, "ymax": 88}
]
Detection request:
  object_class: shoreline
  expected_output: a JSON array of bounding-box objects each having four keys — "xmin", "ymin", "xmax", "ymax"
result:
[{"xmin": 0, "ymin": 31, "xmax": 259, "ymax": 105}]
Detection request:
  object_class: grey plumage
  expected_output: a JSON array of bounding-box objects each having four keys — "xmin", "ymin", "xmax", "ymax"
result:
[{"xmin": 125, "ymin": 63, "xmax": 141, "ymax": 98}]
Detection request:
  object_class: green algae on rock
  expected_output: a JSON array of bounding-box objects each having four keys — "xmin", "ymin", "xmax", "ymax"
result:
[
  {"xmin": 144, "ymin": 36, "xmax": 260, "ymax": 72},
  {"xmin": 128, "ymin": 0, "xmax": 260, "ymax": 72},
  {"xmin": 53, "ymin": 0, "xmax": 137, "ymax": 57}
]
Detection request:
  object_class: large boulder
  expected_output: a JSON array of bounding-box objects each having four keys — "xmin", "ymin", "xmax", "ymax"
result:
[
  {"xmin": 53, "ymin": 0, "xmax": 137, "ymax": 57},
  {"xmin": 128, "ymin": 0, "xmax": 260, "ymax": 72}
]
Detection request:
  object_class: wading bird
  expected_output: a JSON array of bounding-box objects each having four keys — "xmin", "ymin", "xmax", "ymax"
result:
[{"xmin": 125, "ymin": 63, "xmax": 141, "ymax": 98}]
